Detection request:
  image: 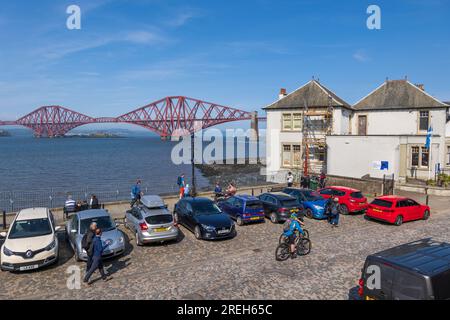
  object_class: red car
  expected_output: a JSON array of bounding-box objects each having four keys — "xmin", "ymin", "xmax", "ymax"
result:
[
  {"xmin": 317, "ymin": 186, "xmax": 369, "ymax": 214},
  {"xmin": 366, "ymin": 196, "xmax": 430, "ymax": 226}
]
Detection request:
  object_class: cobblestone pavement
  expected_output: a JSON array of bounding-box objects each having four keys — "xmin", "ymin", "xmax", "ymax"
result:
[{"xmin": 1, "ymin": 195, "xmax": 449, "ymax": 300}]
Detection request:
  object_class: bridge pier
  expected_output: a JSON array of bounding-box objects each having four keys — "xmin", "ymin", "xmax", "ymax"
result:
[{"xmin": 250, "ymin": 111, "xmax": 259, "ymax": 142}]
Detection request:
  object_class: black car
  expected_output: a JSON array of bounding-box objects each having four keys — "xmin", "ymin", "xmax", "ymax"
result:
[
  {"xmin": 257, "ymin": 192, "xmax": 303, "ymax": 224},
  {"xmin": 359, "ymin": 239, "xmax": 450, "ymax": 300},
  {"xmin": 174, "ymin": 197, "xmax": 236, "ymax": 240}
]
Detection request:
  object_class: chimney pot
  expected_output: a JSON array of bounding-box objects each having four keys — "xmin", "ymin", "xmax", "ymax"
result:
[
  {"xmin": 279, "ymin": 88, "xmax": 287, "ymax": 100},
  {"xmin": 415, "ymin": 84, "xmax": 425, "ymax": 91}
]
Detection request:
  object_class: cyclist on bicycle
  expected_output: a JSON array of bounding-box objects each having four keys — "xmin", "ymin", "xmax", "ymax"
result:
[{"xmin": 283, "ymin": 213, "xmax": 305, "ymax": 259}]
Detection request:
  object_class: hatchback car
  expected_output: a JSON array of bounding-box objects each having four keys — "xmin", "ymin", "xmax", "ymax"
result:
[
  {"xmin": 125, "ymin": 195, "xmax": 179, "ymax": 245},
  {"xmin": 257, "ymin": 192, "xmax": 303, "ymax": 224},
  {"xmin": 283, "ymin": 188, "xmax": 328, "ymax": 219},
  {"xmin": 1, "ymin": 208, "xmax": 60, "ymax": 272},
  {"xmin": 218, "ymin": 195, "xmax": 265, "ymax": 226},
  {"xmin": 174, "ymin": 197, "xmax": 235, "ymax": 240},
  {"xmin": 366, "ymin": 195, "xmax": 430, "ymax": 226},
  {"xmin": 317, "ymin": 186, "xmax": 368, "ymax": 214},
  {"xmin": 66, "ymin": 209, "xmax": 125, "ymax": 261},
  {"xmin": 359, "ymin": 239, "xmax": 450, "ymax": 300}
]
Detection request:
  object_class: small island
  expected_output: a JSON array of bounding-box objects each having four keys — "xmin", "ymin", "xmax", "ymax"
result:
[
  {"xmin": 65, "ymin": 132, "xmax": 122, "ymax": 138},
  {"xmin": 0, "ymin": 129, "xmax": 11, "ymax": 137}
]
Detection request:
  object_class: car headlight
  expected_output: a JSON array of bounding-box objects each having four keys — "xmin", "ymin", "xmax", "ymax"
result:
[
  {"xmin": 313, "ymin": 205, "xmax": 322, "ymax": 210},
  {"xmin": 45, "ymin": 240, "xmax": 56, "ymax": 251},
  {"xmin": 201, "ymin": 224, "xmax": 215, "ymax": 232},
  {"xmin": 82, "ymin": 249, "xmax": 87, "ymax": 254},
  {"xmin": 3, "ymin": 246, "xmax": 13, "ymax": 256}
]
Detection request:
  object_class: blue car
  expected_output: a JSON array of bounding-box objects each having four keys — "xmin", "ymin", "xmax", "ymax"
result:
[
  {"xmin": 283, "ymin": 188, "xmax": 328, "ymax": 219},
  {"xmin": 218, "ymin": 195, "xmax": 265, "ymax": 226}
]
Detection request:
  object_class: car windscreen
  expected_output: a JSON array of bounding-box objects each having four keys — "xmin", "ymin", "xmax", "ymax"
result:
[
  {"xmin": 80, "ymin": 216, "xmax": 115, "ymax": 234},
  {"xmin": 191, "ymin": 202, "xmax": 222, "ymax": 215},
  {"xmin": 280, "ymin": 199, "xmax": 299, "ymax": 207},
  {"xmin": 303, "ymin": 191, "xmax": 323, "ymax": 201},
  {"xmin": 245, "ymin": 201, "xmax": 263, "ymax": 210},
  {"xmin": 145, "ymin": 214, "xmax": 173, "ymax": 225},
  {"xmin": 371, "ymin": 199, "xmax": 393, "ymax": 208},
  {"xmin": 350, "ymin": 192, "xmax": 364, "ymax": 199},
  {"xmin": 8, "ymin": 218, "xmax": 52, "ymax": 239}
]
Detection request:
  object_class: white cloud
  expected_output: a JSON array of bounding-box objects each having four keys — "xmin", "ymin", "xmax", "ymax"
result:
[
  {"xmin": 167, "ymin": 11, "xmax": 198, "ymax": 27},
  {"xmin": 353, "ymin": 50, "xmax": 371, "ymax": 62}
]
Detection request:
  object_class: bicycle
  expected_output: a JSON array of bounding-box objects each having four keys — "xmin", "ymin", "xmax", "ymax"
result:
[
  {"xmin": 275, "ymin": 232, "xmax": 312, "ymax": 261},
  {"xmin": 278, "ymin": 228, "xmax": 309, "ymax": 244}
]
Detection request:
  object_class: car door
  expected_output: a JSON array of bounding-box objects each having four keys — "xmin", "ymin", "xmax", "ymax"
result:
[
  {"xmin": 395, "ymin": 200, "xmax": 408, "ymax": 221},
  {"xmin": 175, "ymin": 200, "xmax": 186, "ymax": 226},
  {"xmin": 125, "ymin": 209, "xmax": 134, "ymax": 230},
  {"xmin": 406, "ymin": 199, "xmax": 422, "ymax": 220},
  {"xmin": 69, "ymin": 215, "xmax": 79, "ymax": 249},
  {"xmin": 184, "ymin": 202, "xmax": 196, "ymax": 230},
  {"xmin": 220, "ymin": 197, "xmax": 234, "ymax": 216},
  {"xmin": 259, "ymin": 195, "xmax": 270, "ymax": 216},
  {"xmin": 391, "ymin": 270, "xmax": 428, "ymax": 300}
]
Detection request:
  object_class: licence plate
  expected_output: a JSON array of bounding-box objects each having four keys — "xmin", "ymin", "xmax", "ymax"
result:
[
  {"xmin": 155, "ymin": 227, "xmax": 169, "ymax": 232},
  {"xmin": 217, "ymin": 229, "xmax": 229, "ymax": 234},
  {"xmin": 373, "ymin": 208, "xmax": 382, "ymax": 212},
  {"xmin": 20, "ymin": 264, "xmax": 38, "ymax": 271},
  {"xmin": 250, "ymin": 217, "xmax": 261, "ymax": 220},
  {"xmin": 365, "ymin": 296, "xmax": 375, "ymax": 300},
  {"xmin": 290, "ymin": 209, "xmax": 299, "ymax": 213}
]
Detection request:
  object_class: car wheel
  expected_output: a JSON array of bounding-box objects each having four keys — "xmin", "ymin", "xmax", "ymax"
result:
[
  {"xmin": 194, "ymin": 226, "xmax": 202, "ymax": 240},
  {"xmin": 135, "ymin": 232, "xmax": 143, "ymax": 246},
  {"xmin": 305, "ymin": 209, "xmax": 313, "ymax": 219},
  {"xmin": 423, "ymin": 210, "xmax": 430, "ymax": 220},
  {"xmin": 340, "ymin": 204, "xmax": 349, "ymax": 215},
  {"xmin": 236, "ymin": 216, "xmax": 244, "ymax": 226},
  {"xmin": 394, "ymin": 215, "xmax": 403, "ymax": 226},
  {"xmin": 74, "ymin": 249, "xmax": 81, "ymax": 262},
  {"xmin": 270, "ymin": 212, "xmax": 278, "ymax": 224}
]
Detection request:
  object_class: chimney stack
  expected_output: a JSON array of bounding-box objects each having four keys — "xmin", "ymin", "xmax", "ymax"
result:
[
  {"xmin": 279, "ymin": 88, "xmax": 287, "ymax": 100},
  {"xmin": 415, "ymin": 84, "xmax": 425, "ymax": 91}
]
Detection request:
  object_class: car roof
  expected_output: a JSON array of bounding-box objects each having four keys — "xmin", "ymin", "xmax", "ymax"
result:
[
  {"xmin": 265, "ymin": 192, "xmax": 296, "ymax": 200},
  {"xmin": 369, "ymin": 239, "xmax": 450, "ymax": 276},
  {"xmin": 375, "ymin": 195, "xmax": 407, "ymax": 201},
  {"xmin": 284, "ymin": 188, "xmax": 314, "ymax": 193},
  {"xmin": 182, "ymin": 197, "xmax": 213, "ymax": 204},
  {"xmin": 77, "ymin": 209, "xmax": 110, "ymax": 220},
  {"xmin": 139, "ymin": 206, "xmax": 171, "ymax": 217},
  {"xmin": 141, "ymin": 195, "xmax": 165, "ymax": 208},
  {"xmin": 234, "ymin": 194, "xmax": 259, "ymax": 201},
  {"xmin": 328, "ymin": 186, "xmax": 360, "ymax": 192},
  {"xmin": 16, "ymin": 208, "xmax": 49, "ymax": 221}
]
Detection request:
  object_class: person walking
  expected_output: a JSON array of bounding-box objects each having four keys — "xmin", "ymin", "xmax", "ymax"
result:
[
  {"xmin": 177, "ymin": 174, "xmax": 186, "ymax": 199},
  {"xmin": 64, "ymin": 195, "xmax": 77, "ymax": 219},
  {"xmin": 89, "ymin": 194, "xmax": 99, "ymax": 209},
  {"xmin": 81, "ymin": 222, "xmax": 97, "ymax": 271},
  {"xmin": 326, "ymin": 196, "xmax": 340, "ymax": 227},
  {"xmin": 83, "ymin": 228, "xmax": 112, "ymax": 285},
  {"xmin": 184, "ymin": 184, "xmax": 190, "ymax": 197},
  {"xmin": 286, "ymin": 172, "xmax": 294, "ymax": 187},
  {"xmin": 319, "ymin": 172, "xmax": 326, "ymax": 189},
  {"xmin": 130, "ymin": 180, "xmax": 142, "ymax": 207}
]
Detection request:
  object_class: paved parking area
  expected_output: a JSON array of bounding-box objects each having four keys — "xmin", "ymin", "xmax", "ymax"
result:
[{"xmin": 1, "ymin": 194, "xmax": 449, "ymax": 300}]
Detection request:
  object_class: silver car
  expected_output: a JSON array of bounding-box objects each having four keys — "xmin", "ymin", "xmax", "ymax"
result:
[
  {"xmin": 125, "ymin": 195, "xmax": 179, "ymax": 246},
  {"xmin": 66, "ymin": 209, "xmax": 125, "ymax": 261}
]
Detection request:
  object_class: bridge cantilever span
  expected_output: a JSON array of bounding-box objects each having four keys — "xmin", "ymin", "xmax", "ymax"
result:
[{"xmin": 0, "ymin": 96, "xmax": 265, "ymax": 138}]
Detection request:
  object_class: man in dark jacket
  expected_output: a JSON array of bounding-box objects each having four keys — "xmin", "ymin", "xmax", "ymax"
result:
[
  {"xmin": 81, "ymin": 222, "xmax": 97, "ymax": 271},
  {"xmin": 326, "ymin": 196, "xmax": 340, "ymax": 227},
  {"xmin": 83, "ymin": 228, "xmax": 111, "ymax": 284}
]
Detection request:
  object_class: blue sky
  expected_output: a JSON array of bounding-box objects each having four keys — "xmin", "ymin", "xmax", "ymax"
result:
[{"xmin": 0, "ymin": 0, "xmax": 449, "ymax": 127}]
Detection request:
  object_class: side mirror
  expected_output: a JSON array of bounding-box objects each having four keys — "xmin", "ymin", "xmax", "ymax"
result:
[
  {"xmin": 0, "ymin": 232, "xmax": 7, "ymax": 238},
  {"xmin": 55, "ymin": 226, "xmax": 62, "ymax": 232}
]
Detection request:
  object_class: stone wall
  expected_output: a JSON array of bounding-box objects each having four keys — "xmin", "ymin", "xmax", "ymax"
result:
[{"xmin": 326, "ymin": 175, "xmax": 384, "ymax": 196}]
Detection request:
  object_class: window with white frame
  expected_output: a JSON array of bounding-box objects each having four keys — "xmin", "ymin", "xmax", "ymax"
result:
[
  {"xmin": 446, "ymin": 146, "xmax": 450, "ymax": 166},
  {"xmin": 419, "ymin": 111, "xmax": 429, "ymax": 132},
  {"xmin": 282, "ymin": 143, "xmax": 301, "ymax": 167},
  {"xmin": 411, "ymin": 146, "xmax": 429, "ymax": 168},
  {"xmin": 282, "ymin": 113, "xmax": 302, "ymax": 131}
]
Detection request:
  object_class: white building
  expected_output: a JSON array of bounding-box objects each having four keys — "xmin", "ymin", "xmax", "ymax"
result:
[
  {"xmin": 264, "ymin": 80, "xmax": 353, "ymax": 183},
  {"xmin": 328, "ymin": 80, "xmax": 449, "ymax": 181},
  {"xmin": 264, "ymin": 79, "xmax": 450, "ymax": 183}
]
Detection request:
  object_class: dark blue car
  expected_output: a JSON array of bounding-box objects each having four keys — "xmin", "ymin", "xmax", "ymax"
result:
[
  {"xmin": 218, "ymin": 195, "xmax": 265, "ymax": 226},
  {"xmin": 283, "ymin": 188, "xmax": 328, "ymax": 219}
]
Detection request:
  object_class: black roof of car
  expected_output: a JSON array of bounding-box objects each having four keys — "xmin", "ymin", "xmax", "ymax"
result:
[
  {"xmin": 182, "ymin": 197, "xmax": 213, "ymax": 204},
  {"xmin": 261, "ymin": 192, "xmax": 296, "ymax": 201},
  {"xmin": 370, "ymin": 239, "xmax": 450, "ymax": 277}
]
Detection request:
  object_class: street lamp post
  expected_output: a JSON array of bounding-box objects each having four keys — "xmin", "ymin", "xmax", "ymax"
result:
[{"xmin": 191, "ymin": 132, "xmax": 197, "ymax": 197}]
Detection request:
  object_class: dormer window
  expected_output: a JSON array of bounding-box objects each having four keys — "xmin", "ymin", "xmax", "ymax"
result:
[{"xmin": 419, "ymin": 111, "xmax": 429, "ymax": 132}]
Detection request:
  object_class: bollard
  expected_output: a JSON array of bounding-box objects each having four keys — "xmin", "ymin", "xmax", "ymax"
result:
[
  {"xmin": 2, "ymin": 210, "xmax": 6, "ymax": 230},
  {"xmin": 425, "ymin": 187, "xmax": 429, "ymax": 206},
  {"xmin": 251, "ymin": 188, "xmax": 254, "ymax": 196}
]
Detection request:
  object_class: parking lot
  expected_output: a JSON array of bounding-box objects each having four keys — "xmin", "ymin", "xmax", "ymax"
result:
[{"xmin": 1, "ymin": 192, "xmax": 449, "ymax": 300}]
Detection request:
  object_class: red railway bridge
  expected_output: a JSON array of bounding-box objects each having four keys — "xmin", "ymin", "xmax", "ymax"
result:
[{"xmin": 0, "ymin": 96, "xmax": 264, "ymax": 138}]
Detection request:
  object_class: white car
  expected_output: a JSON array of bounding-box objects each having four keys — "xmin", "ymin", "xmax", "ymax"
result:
[{"xmin": 0, "ymin": 208, "xmax": 60, "ymax": 272}]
